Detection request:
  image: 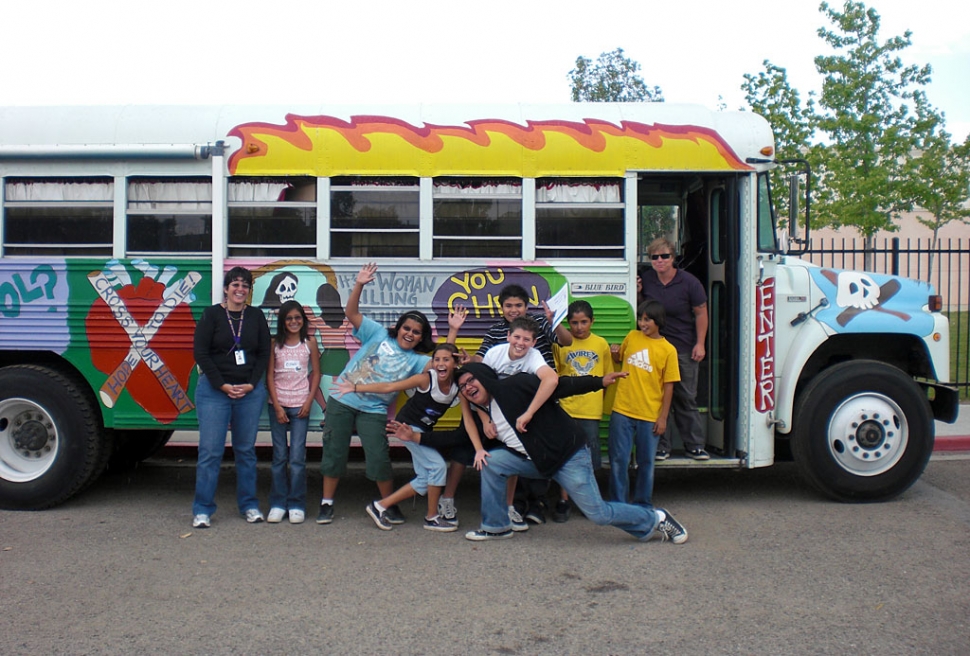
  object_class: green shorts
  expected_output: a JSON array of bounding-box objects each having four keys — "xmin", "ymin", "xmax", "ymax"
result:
[{"xmin": 320, "ymin": 398, "xmax": 392, "ymax": 481}]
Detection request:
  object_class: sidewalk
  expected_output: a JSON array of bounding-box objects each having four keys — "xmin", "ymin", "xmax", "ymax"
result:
[{"xmin": 933, "ymin": 405, "xmax": 970, "ymax": 451}]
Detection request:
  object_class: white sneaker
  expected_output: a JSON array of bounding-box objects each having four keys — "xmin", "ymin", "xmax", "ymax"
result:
[
  {"xmin": 192, "ymin": 514, "xmax": 210, "ymax": 529},
  {"xmin": 289, "ymin": 509, "xmax": 305, "ymax": 524},
  {"xmin": 267, "ymin": 507, "xmax": 286, "ymax": 523},
  {"xmin": 244, "ymin": 508, "xmax": 265, "ymax": 524}
]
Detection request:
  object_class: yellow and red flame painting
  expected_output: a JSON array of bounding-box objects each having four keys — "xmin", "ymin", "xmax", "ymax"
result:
[{"xmin": 227, "ymin": 114, "xmax": 752, "ymax": 177}]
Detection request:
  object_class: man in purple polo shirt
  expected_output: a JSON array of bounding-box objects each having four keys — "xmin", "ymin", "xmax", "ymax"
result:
[{"xmin": 639, "ymin": 237, "xmax": 710, "ymax": 461}]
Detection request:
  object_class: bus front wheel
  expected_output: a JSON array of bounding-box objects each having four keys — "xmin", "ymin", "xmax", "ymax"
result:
[
  {"xmin": 792, "ymin": 360, "xmax": 933, "ymax": 502},
  {"xmin": 0, "ymin": 365, "xmax": 105, "ymax": 510}
]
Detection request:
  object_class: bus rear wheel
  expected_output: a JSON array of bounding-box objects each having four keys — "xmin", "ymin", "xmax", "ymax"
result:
[
  {"xmin": 0, "ymin": 365, "xmax": 105, "ymax": 510},
  {"xmin": 792, "ymin": 360, "xmax": 933, "ymax": 502}
]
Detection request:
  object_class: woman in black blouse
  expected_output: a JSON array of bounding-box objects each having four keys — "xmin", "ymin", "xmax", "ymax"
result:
[{"xmin": 191, "ymin": 266, "xmax": 271, "ymax": 528}]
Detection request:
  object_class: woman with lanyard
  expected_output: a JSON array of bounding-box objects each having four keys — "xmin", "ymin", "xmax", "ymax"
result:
[{"xmin": 192, "ymin": 266, "xmax": 272, "ymax": 528}]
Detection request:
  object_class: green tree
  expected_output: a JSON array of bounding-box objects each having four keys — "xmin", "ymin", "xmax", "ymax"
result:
[
  {"xmin": 812, "ymin": 1, "xmax": 932, "ymax": 266},
  {"xmin": 568, "ymin": 48, "xmax": 663, "ymax": 102},
  {"xmin": 903, "ymin": 98, "xmax": 970, "ymax": 276},
  {"xmin": 742, "ymin": 60, "xmax": 816, "ymax": 231}
]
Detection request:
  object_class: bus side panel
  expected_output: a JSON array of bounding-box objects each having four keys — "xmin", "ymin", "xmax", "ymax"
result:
[
  {"xmin": 242, "ymin": 258, "xmax": 634, "ymax": 429},
  {"xmin": 1, "ymin": 257, "xmax": 214, "ymax": 431},
  {"xmin": 4, "ymin": 257, "xmax": 636, "ymax": 432}
]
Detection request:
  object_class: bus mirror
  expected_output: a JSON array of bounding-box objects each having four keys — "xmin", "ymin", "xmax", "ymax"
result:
[{"xmin": 788, "ymin": 173, "xmax": 800, "ymax": 245}]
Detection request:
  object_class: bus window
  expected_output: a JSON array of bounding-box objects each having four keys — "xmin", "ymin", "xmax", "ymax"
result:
[
  {"xmin": 433, "ymin": 177, "xmax": 521, "ymax": 258},
  {"xmin": 637, "ymin": 204, "xmax": 680, "ymax": 264},
  {"xmin": 330, "ymin": 176, "xmax": 419, "ymax": 258},
  {"xmin": 535, "ymin": 178, "xmax": 624, "ymax": 259},
  {"xmin": 757, "ymin": 173, "xmax": 777, "ymax": 252},
  {"xmin": 3, "ymin": 177, "xmax": 113, "ymax": 256},
  {"xmin": 710, "ymin": 188, "xmax": 726, "ymax": 265},
  {"xmin": 127, "ymin": 177, "xmax": 212, "ymax": 254},
  {"xmin": 227, "ymin": 177, "xmax": 316, "ymax": 257}
]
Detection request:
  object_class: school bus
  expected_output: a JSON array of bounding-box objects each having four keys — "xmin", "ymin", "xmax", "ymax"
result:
[{"xmin": 0, "ymin": 103, "xmax": 958, "ymax": 509}]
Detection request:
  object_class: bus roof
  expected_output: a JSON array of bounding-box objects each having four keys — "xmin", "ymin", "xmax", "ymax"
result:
[{"xmin": 0, "ymin": 104, "xmax": 774, "ymax": 177}]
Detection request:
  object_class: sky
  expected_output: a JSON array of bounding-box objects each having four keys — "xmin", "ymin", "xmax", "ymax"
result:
[{"xmin": 2, "ymin": 0, "xmax": 968, "ymax": 141}]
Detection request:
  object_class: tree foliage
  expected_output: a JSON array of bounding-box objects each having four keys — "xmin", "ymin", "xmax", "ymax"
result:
[
  {"xmin": 811, "ymin": 0, "xmax": 932, "ymax": 246},
  {"xmin": 740, "ymin": 1, "xmax": 969, "ymax": 267},
  {"xmin": 568, "ymin": 48, "xmax": 664, "ymax": 102},
  {"xmin": 906, "ymin": 115, "xmax": 970, "ymax": 240},
  {"xmin": 742, "ymin": 61, "xmax": 815, "ymax": 227}
]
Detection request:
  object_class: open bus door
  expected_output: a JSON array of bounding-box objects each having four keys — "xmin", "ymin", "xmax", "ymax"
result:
[{"xmin": 636, "ymin": 174, "xmax": 740, "ymax": 462}]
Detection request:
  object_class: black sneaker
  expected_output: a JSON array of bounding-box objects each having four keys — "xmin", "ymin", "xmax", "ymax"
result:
[
  {"xmin": 423, "ymin": 516, "xmax": 458, "ymax": 532},
  {"xmin": 552, "ymin": 499, "xmax": 571, "ymax": 523},
  {"xmin": 365, "ymin": 501, "xmax": 393, "ymax": 531},
  {"xmin": 316, "ymin": 503, "xmax": 334, "ymax": 524},
  {"xmin": 655, "ymin": 449, "xmax": 670, "ymax": 461},
  {"xmin": 384, "ymin": 503, "xmax": 406, "ymax": 525},
  {"xmin": 685, "ymin": 448, "xmax": 710, "ymax": 461},
  {"xmin": 525, "ymin": 503, "xmax": 546, "ymax": 525},
  {"xmin": 464, "ymin": 529, "xmax": 514, "ymax": 541},
  {"xmin": 655, "ymin": 508, "xmax": 688, "ymax": 544}
]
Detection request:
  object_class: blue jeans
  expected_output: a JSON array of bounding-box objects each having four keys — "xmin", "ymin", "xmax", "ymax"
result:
[
  {"xmin": 479, "ymin": 447, "xmax": 659, "ymax": 540},
  {"xmin": 608, "ymin": 411, "xmax": 658, "ymax": 507},
  {"xmin": 576, "ymin": 418, "xmax": 603, "ymax": 470},
  {"xmin": 269, "ymin": 405, "xmax": 309, "ymax": 512},
  {"xmin": 192, "ymin": 375, "xmax": 268, "ymax": 517}
]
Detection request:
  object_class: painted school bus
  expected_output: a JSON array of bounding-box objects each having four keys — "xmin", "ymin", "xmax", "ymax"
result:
[{"xmin": 0, "ymin": 103, "xmax": 957, "ymax": 509}]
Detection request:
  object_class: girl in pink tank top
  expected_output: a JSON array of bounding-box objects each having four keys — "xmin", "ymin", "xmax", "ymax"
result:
[{"xmin": 267, "ymin": 300, "xmax": 321, "ymax": 523}]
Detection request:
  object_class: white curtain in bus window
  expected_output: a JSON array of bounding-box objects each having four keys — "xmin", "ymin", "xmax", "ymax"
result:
[
  {"xmin": 227, "ymin": 177, "xmax": 316, "ymax": 257},
  {"xmin": 127, "ymin": 178, "xmax": 212, "ymax": 254},
  {"xmin": 330, "ymin": 177, "xmax": 419, "ymax": 258},
  {"xmin": 432, "ymin": 177, "xmax": 522, "ymax": 258},
  {"xmin": 3, "ymin": 178, "xmax": 114, "ymax": 256},
  {"xmin": 535, "ymin": 178, "xmax": 624, "ymax": 259}
]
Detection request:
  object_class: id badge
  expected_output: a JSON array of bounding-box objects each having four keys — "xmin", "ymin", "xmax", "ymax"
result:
[{"xmin": 234, "ymin": 350, "xmax": 246, "ymax": 366}]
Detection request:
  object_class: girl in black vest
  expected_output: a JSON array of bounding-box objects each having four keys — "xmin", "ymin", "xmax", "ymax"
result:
[{"xmin": 332, "ymin": 343, "xmax": 487, "ymax": 532}]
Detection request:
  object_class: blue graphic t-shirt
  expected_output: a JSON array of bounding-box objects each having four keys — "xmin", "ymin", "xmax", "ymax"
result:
[{"xmin": 339, "ymin": 316, "xmax": 430, "ymax": 414}]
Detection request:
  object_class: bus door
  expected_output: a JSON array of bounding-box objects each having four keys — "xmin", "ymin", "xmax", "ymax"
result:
[
  {"xmin": 703, "ymin": 178, "xmax": 740, "ymax": 456},
  {"xmin": 637, "ymin": 174, "xmax": 740, "ymax": 459}
]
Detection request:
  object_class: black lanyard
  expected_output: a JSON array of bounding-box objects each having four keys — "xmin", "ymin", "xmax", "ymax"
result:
[{"xmin": 224, "ymin": 305, "xmax": 245, "ymax": 354}]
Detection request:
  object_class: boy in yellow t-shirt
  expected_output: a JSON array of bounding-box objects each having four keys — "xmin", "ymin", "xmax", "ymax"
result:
[
  {"xmin": 553, "ymin": 300, "xmax": 613, "ymax": 522},
  {"xmin": 608, "ymin": 300, "xmax": 680, "ymax": 508}
]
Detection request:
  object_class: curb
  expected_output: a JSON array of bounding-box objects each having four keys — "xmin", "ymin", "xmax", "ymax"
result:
[{"xmin": 934, "ymin": 435, "xmax": 970, "ymax": 452}]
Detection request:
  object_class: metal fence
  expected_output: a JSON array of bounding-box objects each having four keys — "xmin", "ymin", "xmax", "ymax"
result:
[{"xmin": 804, "ymin": 237, "xmax": 969, "ymax": 394}]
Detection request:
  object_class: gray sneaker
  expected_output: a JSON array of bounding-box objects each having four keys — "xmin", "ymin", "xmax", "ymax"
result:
[
  {"xmin": 508, "ymin": 506, "xmax": 529, "ymax": 532},
  {"xmin": 438, "ymin": 498, "xmax": 457, "ymax": 522},
  {"xmin": 244, "ymin": 508, "xmax": 265, "ymax": 524},
  {"xmin": 192, "ymin": 514, "xmax": 210, "ymax": 529},
  {"xmin": 655, "ymin": 508, "xmax": 688, "ymax": 544}
]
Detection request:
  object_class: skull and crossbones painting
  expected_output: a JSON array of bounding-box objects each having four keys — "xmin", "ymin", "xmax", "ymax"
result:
[{"xmin": 820, "ymin": 269, "xmax": 910, "ymax": 326}]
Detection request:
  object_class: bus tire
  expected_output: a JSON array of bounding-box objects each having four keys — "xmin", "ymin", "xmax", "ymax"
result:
[
  {"xmin": 792, "ymin": 360, "xmax": 933, "ymax": 502},
  {"xmin": 0, "ymin": 365, "xmax": 105, "ymax": 510},
  {"xmin": 107, "ymin": 429, "xmax": 174, "ymax": 471}
]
